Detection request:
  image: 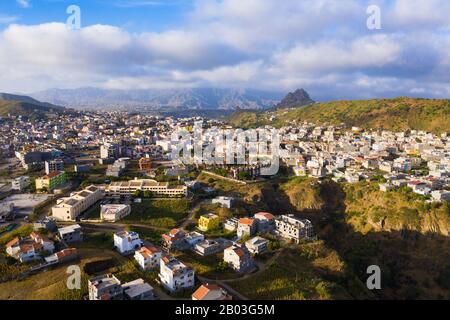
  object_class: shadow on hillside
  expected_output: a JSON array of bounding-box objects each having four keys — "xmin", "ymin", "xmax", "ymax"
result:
[{"xmin": 312, "ymin": 181, "xmax": 450, "ymax": 300}]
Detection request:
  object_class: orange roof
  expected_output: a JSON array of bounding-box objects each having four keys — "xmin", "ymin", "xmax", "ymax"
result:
[
  {"xmin": 5, "ymin": 237, "xmax": 20, "ymax": 248},
  {"xmin": 138, "ymin": 246, "xmax": 161, "ymax": 258},
  {"xmin": 255, "ymin": 212, "xmax": 275, "ymax": 220},
  {"xmin": 169, "ymin": 228, "xmax": 179, "ymax": 236},
  {"xmin": 238, "ymin": 218, "xmax": 254, "ymax": 226},
  {"xmin": 43, "ymin": 171, "xmax": 63, "ymax": 179},
  {"xmin": 192, "ymin": 283, "xmax": 222, "ymax": 300},
  {"xmin": 56, "ymin": 248, "xmax": 77, "ymax": 259}
]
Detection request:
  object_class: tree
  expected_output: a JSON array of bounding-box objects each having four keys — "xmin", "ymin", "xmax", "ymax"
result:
[
  {"xmin": 134, "ymin": 189, "xmax": 143, "ymax": 198},
  {"xmin": 143, "ymin": 190, "xmax": 153, "ymax": 198}
]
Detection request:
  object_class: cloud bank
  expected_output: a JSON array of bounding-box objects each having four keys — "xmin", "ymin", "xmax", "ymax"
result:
[{"xmin": 0, "ymin": 0, "xmax": 449, "ymax": 100}]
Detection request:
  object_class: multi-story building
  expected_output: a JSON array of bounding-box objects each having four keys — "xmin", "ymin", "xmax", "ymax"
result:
[
  {"xmin": 237, "ymin": 218, "xmax": 257, "ymax": 238},
  {"xmin": 11, "ymin": 176, "xmax": 30, "ymax": 191},
  {"xmin": 275, "ymin": 215, "xmax": 314, "ymax": 243},
  {"xmin": 134, "ymin": 246, "xmax": 162, "ymax": 270},
  {"xmin": 45, "ymin": 159, "xmax": 64, "ymax": 175},
  {"xmin": 212, "ymin": 196, "xmax": 234, "ymax": 209},
  {"xmin": 88, "ymin": 274, "xmax": 123, "ymax": 300},
  {"xmin": 159, "ymin": 256, "xmax": 195, "ymax": 292},
  {"xmin": 198, "ymin": 213, "xmax": 220, "ymax": 232},
  {"xmin": 58, "ymin": 224, "xmax": 83, "ymax": 243},
  {"xmin": 100, "ymin": 143, "xmax": 120, "ymax": 160},
  {"xmin": 35, "ymin": 171, "xmax": 67, "ymax": 191},
  {"xmin": 114, "ymin": 231, "xmax": 142, "ymax": 254},
  {"xmin": 245, "ymin": 236, "xmax": 269, "ymax": 255},
  {"xmin": 100, "ymin": 204, "xmax": 131, "ymax": 222},
  {"xmin": 107, "ymin": 178, "xmax": 188, "ymax": 198},
  {"xmin": 253, "ymin": 212, "xmax": 275, "ymax": 233},
  {"xmin": 52, "ymin": 185, "xmax": 104, "ymax": 221},
  {"xmin": 223, "ymin": 243, "xmax": 254, "ymax": 273},
  {"xmin": 138, "ymin": 157, "xmax": 152, "ymax": 173}
]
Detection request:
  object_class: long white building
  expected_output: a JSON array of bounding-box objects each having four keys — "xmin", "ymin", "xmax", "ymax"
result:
[
  {"xmin": 106, "ymin": 178, "xmax": 187, "ymax": 197},
  {"xmin": 52, "ymin": 185, "xmax": 104, "ymax": 221}
]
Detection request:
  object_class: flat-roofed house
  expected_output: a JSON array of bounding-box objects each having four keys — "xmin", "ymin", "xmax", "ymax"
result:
[
  {"xmin": 100, "ymin": 204, "xmax": 131, "ymax": 222},
  {"xmin": 114, "ymin": 231, "xmax": 142, "ymax": 254},
  {"xmin": 159, "ymin": 256, "xmax": 195, "ymax": 292},
  {"xmin": 245, "ymin": 236, "xmax": 269, "ymax": 255},
  {"xmin": 58, "ymin": 224, "xmax": 83, "ymax": 243},
  {"xmin": 122, "ymin": 278, "xmax": 156, "ymax": 300},
  {"xmin": 88, "ymin": 274, "xmax": 123, "ymax": 300},
  {"xmin": 52, "ymin": 185, "xmax": 104, "ymax": 221},
  {"xmin": 275, "ymin": 214, "xmax": 314, "ymax": 243}
]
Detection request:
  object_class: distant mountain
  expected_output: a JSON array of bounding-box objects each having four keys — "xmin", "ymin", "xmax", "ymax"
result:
[
  {"xmin": 0, "ymin": 93, "xmax": 67, "ymax": 118},
  {"xmin": 30, "ymin": 87, "xmax": 284, "ymax": 111},
  {"xmin": 275, "ymin": 88, "xmax": 315, "ymax": 109},
  {"xmin": 229, "ymin": 97, "xmax": 450, "ymax": 133}
]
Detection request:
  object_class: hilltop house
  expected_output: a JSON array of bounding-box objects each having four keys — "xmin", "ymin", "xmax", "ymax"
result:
[
  {"xmin": 253, "ymin": 212, "xmax": 276, "ymax": 233},
  {"xmin": 245, "ymin": 236, "xmax": 269, "ymax": 255}
]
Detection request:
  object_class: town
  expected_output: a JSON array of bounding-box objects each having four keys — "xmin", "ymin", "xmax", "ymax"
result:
[{"xmin": 0, "ymin": 108, "xmax": 448, "ymax": 300}]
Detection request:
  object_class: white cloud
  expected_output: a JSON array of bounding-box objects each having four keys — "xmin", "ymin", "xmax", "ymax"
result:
[
  {"xmin": 0, "ymin": 0, "xmax": 448, "ymax": 99},
  {"xmin": 16, "ymin": 0, "xmax": 31, "ymax": 9}
]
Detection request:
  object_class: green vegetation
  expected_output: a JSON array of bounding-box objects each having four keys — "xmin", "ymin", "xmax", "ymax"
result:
[
  {"xmin": 124, "ymin": 199, "xmax": 190, "ymax": 228},
  {"xmin": 0, "ymin": 224, "xmax": 33, "ymax": 246},
  {"xmin": 229, "ymin": 97, "xmax": 450, "ymax": 134}
]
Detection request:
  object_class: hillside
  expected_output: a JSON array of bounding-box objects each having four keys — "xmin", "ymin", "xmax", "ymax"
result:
[
  {"xmin": 0, "ymin": 94, "xmax": 67, "ymax": 119},
  {"xmin": 229, "ymin": 97, "xmax": 450, "ymax": 133}
]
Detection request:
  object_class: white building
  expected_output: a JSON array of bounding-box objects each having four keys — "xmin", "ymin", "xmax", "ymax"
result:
[
  {"xmin": 212, "ymin": 196, "xmax": 234, "ymax": 209},
  {"xmin": 122, "ymin": 278, "xmax": 156, "ymax": 300},
  {"xmin": 114, "ymin": 231, "xmax": 142, "ymax": 254},
  {"xmin": 159, "ymin": 256, "xmax": 195, "ymax": 292},
  {"xmin": 275, "ymin": 215, "xmax": 314, "ymax": 243},
  {"xmin": 100, "ymin": 204, "xmax": 131, "ymax": 222},
  {"xmin": 134, "ymin": 246, "xmax": 162, "ymax": 270},
  {"xmin": 11, "ymin": 176, "xmax": 30, "ymax": 191},
  {"xmin": 52, "ymin": 185, "xmax": 104, "ymax": 221},
  {"xmin": 107, "ymin": 178, "xmax": 188, "ymax": 198},
  {"xmin": 45, "ymin": 159, "xmax": 64, "ymax": 175}
]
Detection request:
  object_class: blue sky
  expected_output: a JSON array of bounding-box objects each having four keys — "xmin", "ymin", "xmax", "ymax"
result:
[{"xmin": 0, "ymin": 0, "xmax": 449, "ymax": 100}]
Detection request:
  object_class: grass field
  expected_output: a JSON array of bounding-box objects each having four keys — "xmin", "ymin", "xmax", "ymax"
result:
[
  {"xmin": 229, "ymin": 241, "xmax": 369, "ymax": 300},
  {"xmin": 123, "ymin": 199, "xmax": 190, "ymax": 228}
]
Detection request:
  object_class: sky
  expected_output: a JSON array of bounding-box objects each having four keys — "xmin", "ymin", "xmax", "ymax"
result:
[{"xmin": 0, "ymin": 0, "xmax": 449, "ymax": 101}]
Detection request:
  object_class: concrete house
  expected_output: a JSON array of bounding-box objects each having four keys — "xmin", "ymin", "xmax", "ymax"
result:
[
  {"xmin": 223, "ymin": 243, "xmax": 255, "ymax": 273},
  {"xmin": 122, "ymin": 278, "xmax": 157, "ymax": 300},
  {"xmin": 159, "ymin": 256, "xmax": 195, "ymax": 292},
  {"xmin": 198, "ymin": 213, "xmax": 220, "ymax": 232},
  {"xmin": 58, "ymin": 224, "xmax": 83, "ymax": 243},
  {"xmin": 114, "ymin": 231, "xmax": 142, "ymax": 254},
  {"xmin": 253, "ymin": 212, "xmax": 276, "ymax": 233},
  {"xmin": 275, "ymin": 215, "xmax": 314, "ymax": 243},
  {"xmin": 88, "ymin": 274, "xmax": 123, "ymax": 300},
  {"xmin": 134, "ymin": 246, "xmax": 162, "ymax": 270},
  {"xmin": 237, "ymin": 218, "xmax": 257, "ymax": 238},
  {"xmin": 245, "ymin": 236, "xmax": 269, "ymax": 255}
]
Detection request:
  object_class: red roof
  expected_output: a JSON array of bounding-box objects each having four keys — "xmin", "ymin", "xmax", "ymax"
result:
[{"xmin": 238, "ymin": 218, "xmax": 255, "ymax": 226}]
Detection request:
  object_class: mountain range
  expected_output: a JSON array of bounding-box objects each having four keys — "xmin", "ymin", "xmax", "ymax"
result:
[{"xmin": 30, "ymin": 87, "xmax": 286, "ymax": 111}]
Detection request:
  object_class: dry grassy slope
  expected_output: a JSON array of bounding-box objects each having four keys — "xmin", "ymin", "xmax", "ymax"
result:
[
  {"xmin": 229, "ymin": 97, "xmax": 450, "ymax": 134},
  {"xmin": 343, "ymin": 182, "xmax": 450, "ymax": 235},
  {"xmin": 0, "ymin": 100, "xmax": 64, "ymax": 118}
]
